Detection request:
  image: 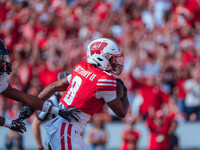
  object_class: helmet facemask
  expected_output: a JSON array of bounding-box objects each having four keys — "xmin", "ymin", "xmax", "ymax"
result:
[{"xmin": 107, "ymin": 54, "xmax": 124, "ymax": 75}]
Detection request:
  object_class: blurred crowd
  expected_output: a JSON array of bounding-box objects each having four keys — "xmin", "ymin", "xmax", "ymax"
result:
[{"xmin": 0, "ymin": 0, "xmax": 200, "ymax": 149}]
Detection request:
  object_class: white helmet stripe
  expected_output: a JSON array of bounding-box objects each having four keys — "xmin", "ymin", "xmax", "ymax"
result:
[
  {"xmin": 98, "ymin": 79, "xmax": 116, "ymax": 83},
  {"xmin": 96, "ymin": 83, "xmax": 117, "ymax": 86}
]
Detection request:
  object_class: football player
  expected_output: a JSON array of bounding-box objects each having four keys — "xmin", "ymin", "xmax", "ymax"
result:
[
  {"xmin": 32, "ymin": 71, "xmax": 69, "ymax": 150},
  {"xmin": 0, "ymin": 39, "xmax": 79, "ymax": 133},
  {"xmin": 19, "ymin": 38, "xmax": 129, "ymax": 149}
]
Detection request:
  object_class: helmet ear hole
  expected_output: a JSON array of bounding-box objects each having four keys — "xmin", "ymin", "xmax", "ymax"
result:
[
  {"xmin": 97, "ymin": 58, "xmax": 103, "ymax": 61},
  {"xmin": 109, "ymin": 57, "xmax": 113, "ymax": 63}
]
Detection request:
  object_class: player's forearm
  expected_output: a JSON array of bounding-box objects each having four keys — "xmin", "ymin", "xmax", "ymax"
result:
[
  {"xmin": 38, "ymin": 83, "xmax": 57, "ymax": 101},
  {"xmin": 38, "ymin": 79, "xmax": 68, "ymax": 101},
  {"xmin": 120, "ymin": 92, "xmax": 129, "ymax": 116},
  {"xmin": 108, "ymin": 98, "xmax": 129, "ymax": 118},
  {"xmin": 115, "ymin": 79, "xmax": 129, "ymax": 118},
  {"xmin": 117, "ymin": 98, "xmax": 129, "ymax": 118},
  {"xmin": 2, "ymin": 86, "xmax": 44, "ymax": 110},
  {"xmin": 25, "ymin": 95, "xmax": 44, "ymax": 110},
  {"xmin": 2, "ymin": 86, "xmax": 59, "ymax": 114}
]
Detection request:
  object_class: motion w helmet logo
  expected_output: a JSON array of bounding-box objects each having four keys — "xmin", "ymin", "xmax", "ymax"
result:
[{"xmin": 90, "ymin": 42, "xmax": 108, "ymax": 55}]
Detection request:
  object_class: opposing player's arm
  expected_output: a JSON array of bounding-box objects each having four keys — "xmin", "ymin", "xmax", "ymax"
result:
[
  {"xmin": 8, "ymin": 74, "xmax": 79, "ymax": 122},
  {"xmin": 2, "ymin": 84, "xmax": 44, "ymax": 110},
  {"xmin": 0, "ymin": 116, "xmax": 26, "ymax": 133},
  {"xmin": 38, "ymin": 77, "xmax": 69, "ymax": 101},
  {"xmin": 32, "ymin": 117, "xmax": 44, "ymax": 150}
]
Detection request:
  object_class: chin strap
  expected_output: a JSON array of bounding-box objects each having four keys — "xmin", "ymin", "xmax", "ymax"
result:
[{"xmin": 87, "ymin": 58, "xmax": 102, "ymax": 68}]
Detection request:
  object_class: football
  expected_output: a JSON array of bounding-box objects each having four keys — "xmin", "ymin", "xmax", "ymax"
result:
[{"xmin": 116, "ymin": 79, "xmax": 124, "ymax": 99}]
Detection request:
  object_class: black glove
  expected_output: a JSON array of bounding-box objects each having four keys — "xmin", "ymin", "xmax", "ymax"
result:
[
  {"xmin": 17, "ymin": 106, "xmax": 35, "ymax": 121},
  {"xmin": 10, "ymin": 120, "xmax": 26, "ymax": 134},
  {"xmin": 59, "ymin": 106, "xmax": 80, "ymax": 122},
  {"xmin": 116, "ymin": 78, "xmax": 127, "ymax": 93}
]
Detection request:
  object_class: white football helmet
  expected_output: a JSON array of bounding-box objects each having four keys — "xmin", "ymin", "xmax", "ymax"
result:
[{"xmin": 87, "ymin": 38, "xmax": 124, "ymax": 75}]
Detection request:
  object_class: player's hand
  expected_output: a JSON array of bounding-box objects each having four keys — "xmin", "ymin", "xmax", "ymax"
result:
[
  {"xmin": 10, "ymin": 120, "xmax": 26, "ymax": 134},
  {"xmin": 59, "ymin": 106, "xmax": 80, "ymax": 122},
  {"xmin": 116, "ymin": 78, "xmax": 127, "ymax": 93},
  {"xmin": 17, "ymin": 106, "xmax": 35, "ymax": 121}
]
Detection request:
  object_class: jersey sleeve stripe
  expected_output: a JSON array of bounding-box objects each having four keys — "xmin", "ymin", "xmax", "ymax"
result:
[
  {"xmin": 96, "ymin": 83, "xmax": 116, "ymax": 86},
  {"xmin": 98, "ymin": 79, "xmax": 116, "ymax": 83}
]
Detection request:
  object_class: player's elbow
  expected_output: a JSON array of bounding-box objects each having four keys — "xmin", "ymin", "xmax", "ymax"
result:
[
  {"xmin": 116, "ymin": 111, "xmax": 127, "ymax": 118},
  {"xmin": 107, "ymin": 98, "xmax": 129, "ymax": 119},
  {"xmin": 118, "ymin": 105, "xmax": 129, "ymax": 118},
  {"xmin": 118, "ymin": 114, "xmax": 126, "ymax": 119},
  {"xmin": 118, "ymin": 104, "xmax": 129, "ymax": 118}
]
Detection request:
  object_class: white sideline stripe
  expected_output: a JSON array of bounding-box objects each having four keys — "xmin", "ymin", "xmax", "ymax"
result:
[
  {"xmin": 97, "ymin": 83, "xmax": 116, "ymax": 86},
  {"xmin": 98, "ymin": 79, "xmax": 116, "ymax": 83}
]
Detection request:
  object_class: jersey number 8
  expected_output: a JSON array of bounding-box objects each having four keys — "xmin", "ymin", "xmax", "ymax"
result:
[{"xmin": 63, "ymin": 76, "xmax": 82, "ymax": 105}]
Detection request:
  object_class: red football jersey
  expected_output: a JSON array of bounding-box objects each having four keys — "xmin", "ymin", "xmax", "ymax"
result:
[
  {"xmin": 60, "ymin": 62, "xmax": 117, "ymax": 116},
  {"xmin": 146, "ymin": 114, "xmax": 175, "ymax": 150}
]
